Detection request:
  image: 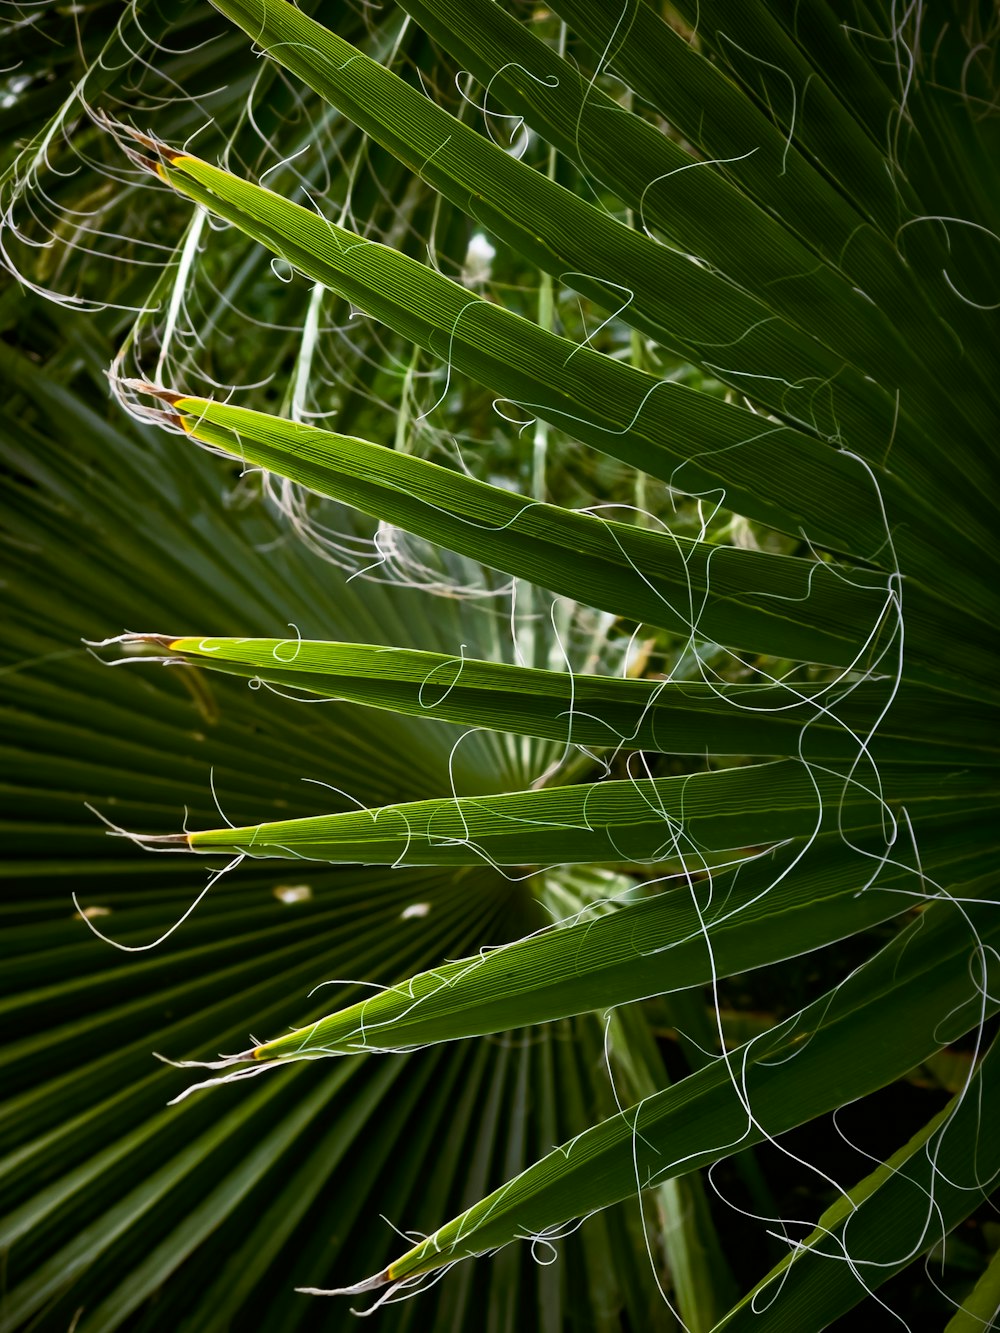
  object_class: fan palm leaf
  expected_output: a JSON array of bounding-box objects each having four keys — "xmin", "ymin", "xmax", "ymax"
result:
[{"xmin": 2, "ymin": 0, "xmax": 998, "ymax": 1328}]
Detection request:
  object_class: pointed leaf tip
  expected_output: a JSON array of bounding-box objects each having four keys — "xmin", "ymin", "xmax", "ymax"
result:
[
  {"xmin": 130, "ymin": 831, "xmax": 192, "ymax": 848},
  {"xmin": 295, "ymin": 1267, "xmax": 391, "ymax": 1297}
]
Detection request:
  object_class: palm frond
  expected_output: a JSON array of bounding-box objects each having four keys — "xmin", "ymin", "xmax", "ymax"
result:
[{"xmin": 3, "ymin": 0, "xmax": 999, "ymax": 1328}]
